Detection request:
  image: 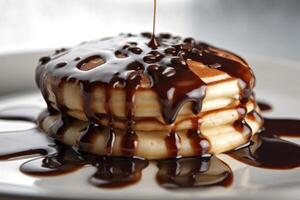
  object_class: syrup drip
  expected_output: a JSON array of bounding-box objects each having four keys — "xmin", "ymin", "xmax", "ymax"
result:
[
  {"xmin": 104, "ymin": 87, "xmax": 115, "ymax": 155},
  {"xmin": 165, "ymin": 130, "xmax": 181, "ymax": 157},
  {"xmin": 187, "ymin": 118, "xmax": 210, "ymax": 155},
  {"xmin": 121, "ymin": 73, "xmax": 140, "ymax": 156},
  {"xmin": 77, "ymin": 124, "xmax": 103, "ymax": 152}
]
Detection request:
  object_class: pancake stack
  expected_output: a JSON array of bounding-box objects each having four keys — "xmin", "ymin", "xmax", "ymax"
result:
[{"xmin": 36, "ymin": 33, "xmax": 263, "ymax": 159}]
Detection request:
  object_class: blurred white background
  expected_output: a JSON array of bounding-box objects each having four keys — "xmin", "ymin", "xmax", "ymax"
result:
[{"xmin": 0, "ymin": 0, "xmax": 299, "ymax": 61}]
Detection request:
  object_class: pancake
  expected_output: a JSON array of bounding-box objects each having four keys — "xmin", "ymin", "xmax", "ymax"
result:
[{"xmin": 35, "ymin": 33, "xmax": 260, "ymax": 159}]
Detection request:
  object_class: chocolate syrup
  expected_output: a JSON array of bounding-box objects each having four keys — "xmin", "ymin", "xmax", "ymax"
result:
[
  {"xmin": 263, "ymin": 117, "xmax": 300, "ymax": 137},
  {"xmin": 187, "ymin": 118, "xmax": 210, "ymax": 155},
  {"xmin": 157, "ymin": 156, "xmax": 233, "ymax": 188},
  {"xmin": 228, "ymin": 117, "xmax": 300, "ymax": 169},
  {"xmin": 165, "ymin": 130, "xmax": 181, "ymax": 157},
  {"xmin": 257, "ymin": 101, "xmax": 272, "ymax": 112},
  {"xmin": 148, "ymin": 0, "xmax": 158, "ymax": 49}
]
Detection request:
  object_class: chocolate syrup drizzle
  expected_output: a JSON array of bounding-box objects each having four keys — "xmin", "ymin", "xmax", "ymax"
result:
[
  {"xmin": 0, "ymin": 102, "xmax": 299, "ymax": 189},
  {"xmin": 148, "ymin": 0, "xmax": 158, "ymax": 49}
]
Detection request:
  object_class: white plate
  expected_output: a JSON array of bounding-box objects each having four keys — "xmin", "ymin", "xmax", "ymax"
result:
[{"xmin": 0, "ymin": 52, "xmax": 299, "ymax": 200}]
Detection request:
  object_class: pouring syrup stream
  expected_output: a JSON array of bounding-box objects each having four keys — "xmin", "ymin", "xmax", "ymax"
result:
[{"xmin": 148, "ymin": 0, "xmax": 158, "ymax": 49}]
